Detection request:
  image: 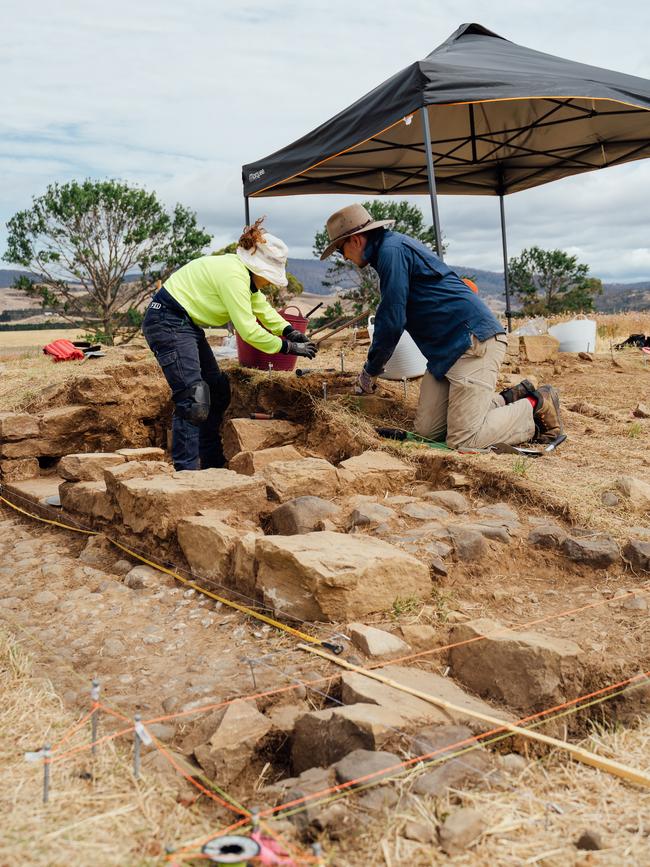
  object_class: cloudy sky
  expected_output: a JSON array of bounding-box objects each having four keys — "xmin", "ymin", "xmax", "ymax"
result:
[{"xmin": 1, "ymin": 0, "xmax": 649, "ymax": 281}]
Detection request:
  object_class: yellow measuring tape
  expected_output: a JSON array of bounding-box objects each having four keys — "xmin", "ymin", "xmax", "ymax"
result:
[{"xmin": 0, "ymin": 491, "xmax": 341, "ymax": 652}]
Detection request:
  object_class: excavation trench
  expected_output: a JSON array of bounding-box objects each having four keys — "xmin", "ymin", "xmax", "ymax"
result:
[{"xmin": 1, "ymin": 360, "xmax": 649, "ymax": 844}]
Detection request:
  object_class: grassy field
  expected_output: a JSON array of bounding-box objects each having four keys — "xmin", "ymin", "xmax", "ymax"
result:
[{"xmin": 0, "ymin": 328, "xmax": 88, "ymax": 353}]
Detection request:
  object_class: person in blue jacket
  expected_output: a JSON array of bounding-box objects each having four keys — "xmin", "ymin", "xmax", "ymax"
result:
[{"xmin": 320, "ymin": 204, "xmax": 562, "ymax": 449}]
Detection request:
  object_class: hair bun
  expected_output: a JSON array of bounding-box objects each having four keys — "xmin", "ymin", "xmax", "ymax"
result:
[{"xmin": 238, "ymin": 216, "xmax": 267, "ymax": 253}]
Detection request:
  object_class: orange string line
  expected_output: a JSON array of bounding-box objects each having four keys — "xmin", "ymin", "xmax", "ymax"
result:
[
  {"xmin": 97, "ymin": 702, "xmax": 133, "ymax": 723},
  {"xmin": 50, "ymin": 705, "xmax": 97, "ymax": 753},
  {"xmin": 51, "ymin": 723, "xmax": 135, "ymax": 765},
  {"xmin": 260, "ymin": 668, "xmax": 650, "ymax": 818}
]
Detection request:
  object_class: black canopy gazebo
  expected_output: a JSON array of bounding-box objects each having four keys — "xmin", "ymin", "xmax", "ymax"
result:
[{"xmin": 242, "ymin": 23, "xmax": 650, "ymax": 328}]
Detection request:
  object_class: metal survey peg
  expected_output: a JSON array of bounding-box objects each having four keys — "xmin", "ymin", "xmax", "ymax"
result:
[
  {"xmin": 322, "ymin": 382, "xmax": 328, "ymax": 401},
  {"xmin": 339, "ymin": 350, "xmax": 345, "ymax": 372},
  {"xmin": 402, "ymin": 376, "xmax": 407, "ymax": 400},
  {"xmin": 267, "ymin": 362, "xmax": 273, "ymax": 378},
  {"xmin": 133, "ymin": 713, "xmax": 142, "ymax": 779},
  {"xmin": 91, "ymin": 679, "xmax": 100, "ymax": 756},
  {"xmin": 247, "ymin": 658, "xmax": 257, "ymax": 689},
  {"xmin": 43, "ymin": 743, "xmax": 51, "ymax": 803},
  {"xmin": 250, "ymin": 806, "xmax": 260, "ymax": 831}
]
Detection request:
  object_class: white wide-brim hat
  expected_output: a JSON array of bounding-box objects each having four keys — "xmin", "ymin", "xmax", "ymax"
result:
[{"xmin": 236, "ymin": 231, "xmax": 289, "ymax": 288}]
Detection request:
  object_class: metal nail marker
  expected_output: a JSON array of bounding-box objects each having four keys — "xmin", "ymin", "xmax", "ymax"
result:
[
  {"xmin": 322, "ymin": 382, "xmax": 328, "ymax": 401},
  {"xmin": 134, "ymin": 714, "xmax": 141, "ymax": 779},
  {"xmin": 339, "ymin": 350, "xmax": 345, "ymax": 372},
  {"xmin": 402, "ymin": 376, "xmax": 407, "ymax": 400},
  {"xmin": 24, "ymin": 745, "xmax": 51, "ymax": 802},
  {"xmin": 250, "ymin": 806, "xmax": 260, "ymax": 831},
  {"xmin": 43, "ymin": 744, "xmax": 51, "ymax": 803},
  {"xmin": 91, "ymin": 679, "xmax": 100, "ymax": 756},
  {"xmin": 267, "ymin": 363, "xmax": 273, "ymax": 378}
]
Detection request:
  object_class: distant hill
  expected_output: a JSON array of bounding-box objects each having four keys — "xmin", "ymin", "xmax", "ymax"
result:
[
  {"xmin": 2, "ymin": 265, "xmax": 650, "ymax": 315},
  {"xmin": 0, "ymin": 269, "xmax": 42, "ymax": 288},
  {"xmin": 594, "ymin": 281, "xmax": 650, "ymax": 313}
]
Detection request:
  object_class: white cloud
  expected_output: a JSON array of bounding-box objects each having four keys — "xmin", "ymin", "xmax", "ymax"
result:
[{"xmin": 1, "ymin": 0, "xmax": 649, "ymax": 281}]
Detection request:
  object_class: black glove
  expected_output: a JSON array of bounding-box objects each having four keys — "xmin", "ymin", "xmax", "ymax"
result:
[
  {"xmin": 281, "ymin": 339, "xmax": 318, "ymax": 359},
  {"xmin": 282, "ymin": 326, "xmax": 310, "ymax": 343}
]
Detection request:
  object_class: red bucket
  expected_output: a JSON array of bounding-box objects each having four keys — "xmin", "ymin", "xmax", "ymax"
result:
[{"xmin": 236, "ymin": 306, "xmax": 308, "ymax": 372}]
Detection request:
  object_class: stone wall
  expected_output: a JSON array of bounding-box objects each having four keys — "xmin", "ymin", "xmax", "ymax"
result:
[{"xmin": 0, "ymin": 361, "xmax": 171, "ymax": 482}]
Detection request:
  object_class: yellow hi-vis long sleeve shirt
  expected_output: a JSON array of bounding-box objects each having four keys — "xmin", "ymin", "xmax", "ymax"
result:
[{"xmin": 164, "ymin": 254, "xmax": 290, "ymax": 354}]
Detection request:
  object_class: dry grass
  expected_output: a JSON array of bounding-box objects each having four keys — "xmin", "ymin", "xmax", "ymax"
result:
[
  {"xmin": 0, "ymin": 350, "xmax": 114, "ymax": 412},
  {"xmin": 318, "ymin": 718, "xmax": 650, "ymax": 866},
  {"xmin": 0, "ymin": 328, "xmax": 88, "ymax": 351},
  {"xmin": 0, "ymin": 629, "xmax": 219, "ymax": 866}
]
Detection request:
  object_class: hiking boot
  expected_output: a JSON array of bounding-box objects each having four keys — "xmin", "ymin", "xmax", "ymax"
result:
[
  {"xmin": 499, "ymin": 377, "xmax": 538, "ymax": 405},
  {"xmin": 532, "ymin": 385, "xmax": 563, "ymax": 442}
]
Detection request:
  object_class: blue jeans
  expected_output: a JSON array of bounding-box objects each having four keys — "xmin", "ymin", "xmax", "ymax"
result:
[{"xmin": 142, "ymin": 296, "xmax": 230, "ymax": 471}]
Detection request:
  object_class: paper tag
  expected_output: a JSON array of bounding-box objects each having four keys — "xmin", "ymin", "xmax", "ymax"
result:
[
  {"xmin": 24, "ymin": 750, "xmax": 46, "ymax": 762},
  {"xmin": 134, "ymin": 721, "xmax": 153, "ymax": 746}
]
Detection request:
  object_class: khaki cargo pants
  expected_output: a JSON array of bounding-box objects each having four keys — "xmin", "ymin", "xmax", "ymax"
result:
[{"xmin": 414, "ymin": 334, "xmax": 536, "ymax": 449}]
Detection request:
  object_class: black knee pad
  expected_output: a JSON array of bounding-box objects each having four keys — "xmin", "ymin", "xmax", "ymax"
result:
[{"xmin": 176, "ymin": 380, "xmax": 211, "ymax": 425}]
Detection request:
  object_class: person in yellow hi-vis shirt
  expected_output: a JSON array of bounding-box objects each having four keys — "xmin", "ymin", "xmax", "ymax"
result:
[{"xmin": 142, "ymin": 218, "xmax": 317, "ymax": 470}]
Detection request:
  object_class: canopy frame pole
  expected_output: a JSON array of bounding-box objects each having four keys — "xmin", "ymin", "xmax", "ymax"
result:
[
  {"xmin": 420, "ymin": 107, "xmax": 444, "ymax": 260},
  {"xmin": 468, "ymin": 104, "xmax": 478, "ymax": 162},
  {"xmin": 497, "ymin": 166, "xmax": 513, "ymax": 333},
  {"xmin": 244, "ymin": 195, "xmax": 250, "ymax": 227}
]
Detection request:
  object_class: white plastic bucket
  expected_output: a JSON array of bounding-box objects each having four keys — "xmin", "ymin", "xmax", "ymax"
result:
[
  {"xmin": 548, "ymin": 317, "xmax": 597, "ymax": 353},
  {"xmin": 367, "ymin": 316, "xmax": 427, "ymax": 380}
]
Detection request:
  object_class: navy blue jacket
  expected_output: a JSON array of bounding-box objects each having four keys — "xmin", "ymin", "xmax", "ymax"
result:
[{"xmin": 364, "ymin": 230, "xmax": 505, "ymax": 379}]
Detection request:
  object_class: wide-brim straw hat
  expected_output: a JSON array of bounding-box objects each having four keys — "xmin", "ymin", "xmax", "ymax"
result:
[
  {"xmin": 320, "ymin": 203, "xmax": 394, "ymax": 260},
  {"xmin": 236, "ymin": 231, "xmax": 289, "ymax": 288}
]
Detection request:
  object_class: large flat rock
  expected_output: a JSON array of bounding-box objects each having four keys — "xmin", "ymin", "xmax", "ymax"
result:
[
  {"xmin": 291, "ymin": 703, "xmax": 409, "ymax": 772},
  {"xmin": 177, "ymin": 514, "xmax": 240, "ymax": 581},
  {"xmin": 449, "ymin": 617, "xmax": 583, "ymax": 710},
  {"xmin": 262, "ymin": 458, "xmax": 342, "ymax": 503},
  {"xmin": 0, "ymin": 411, "xmax": 39, "ymax": 442},
  {"xmin": 254, "ymin": 531, "xmax": 430, "ymax": 621},
  {"xmin": 59, "ymin": 481, "xmax": 116, "ymax": 522},
  {"xmin": 341, "ymin": 665, "xmax": 513, "ymax": 732},
  {"xmin": 114, "ymin": 469, "xmax": 267, "ymax": 538},
  {"xmin": 339, "ymin": 450, "xmax": 416, "ymax": 494},
  {"xmin": 222, "ymin": 418, "xmax": 303, "ymax": 461},
  {"xmin": 3, "ymin": 476, "xmax": 62, "ymax": 507},
  {"xmin": 58, "ymin": 452, "xmax": 126, "ymax": 482},
  {"xmin": 229, "ymin": 445, "xmax": 303, "ymax": 476}
]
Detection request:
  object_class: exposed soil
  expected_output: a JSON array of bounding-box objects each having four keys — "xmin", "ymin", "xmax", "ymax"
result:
[{"xmin": 1, "ymin": 325, "xmax": 649, "ymax": 864}]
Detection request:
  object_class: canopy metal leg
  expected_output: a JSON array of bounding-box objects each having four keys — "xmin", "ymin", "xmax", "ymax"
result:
[
  {"xmin": 244, "ymin": 195, "xmax": 250, "ymax": 227},
  {"xmin": 420, "ymin": 107, "xmax": 444, "ymax": 260},
  {"xmin": 499, "ymin": 194, "xmax": 513, "ymax": 332}
]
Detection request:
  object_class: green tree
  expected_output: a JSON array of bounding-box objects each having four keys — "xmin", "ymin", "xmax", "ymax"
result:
[
  {"xmin": 213, "ymin": 242, "xmax": 304, "ymax": 309},
  {"xmin": 507, "ymin": 246, "xmax": 602, "ymax": 315},
  {"xmin": 4, "ymin": 179, "xmax": 212, "ymax": 344},
  {"xmin": 313, "ymin": 200, "xmax": 445, "ymax": 317}
]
